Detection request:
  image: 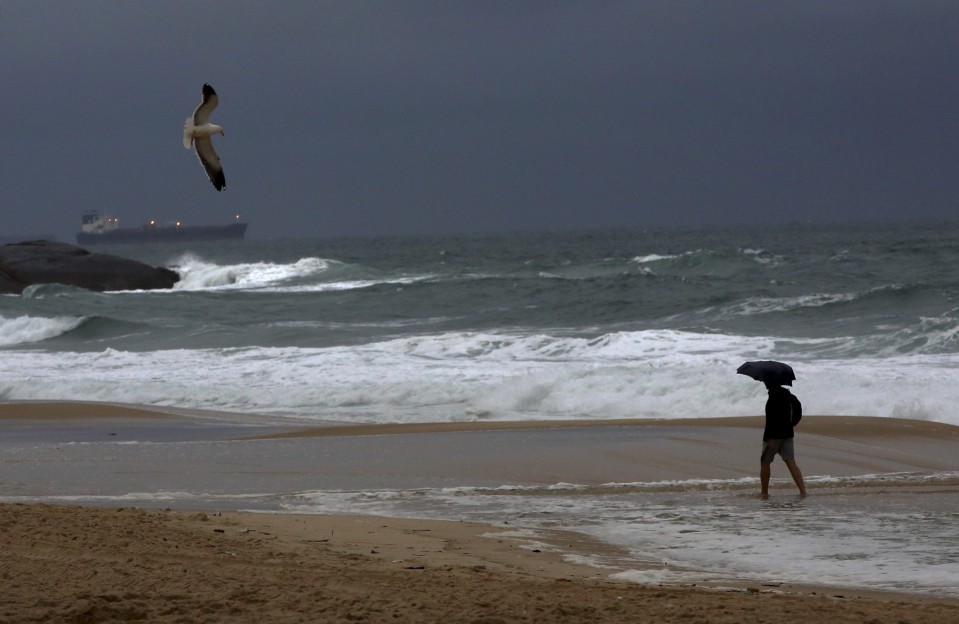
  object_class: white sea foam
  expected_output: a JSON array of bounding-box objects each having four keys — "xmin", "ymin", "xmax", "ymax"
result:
[
  {"xmin": 632, "ymin": 253, "xmax": 682, "ymax": 263},
  {"xmin": 167, "ymin": 254, "xmax": 433, "ymax": 293},
  {"xmin": 171, "ymin": 254, "xmax": 334, "ymax": 290},
  {"xmin": 2, "ymin": 329, "xmax": 959, "ymax": 426},
  {"xmin": 718, "ymin": 292, "xmax": 860, "ymax": 317},
  {"xmin": 256, "ymin": 275, "xmax": 433, "ymax": 294},
  {"xmin": 0, "ymin": 314, "xmax": 84, "ymax": 346}
]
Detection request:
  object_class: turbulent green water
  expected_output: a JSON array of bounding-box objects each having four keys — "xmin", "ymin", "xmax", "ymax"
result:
[{"xmin": 3, "ymin": 221, "xmax": 959, "ymax": 422}]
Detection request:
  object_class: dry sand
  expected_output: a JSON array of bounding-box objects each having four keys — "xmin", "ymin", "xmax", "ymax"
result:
[{"xmin": 2, "ymin": 401, "xmax": 959, "ymax": 623}]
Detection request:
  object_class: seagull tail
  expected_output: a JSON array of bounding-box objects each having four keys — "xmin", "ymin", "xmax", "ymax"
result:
[{"xmin": 182, "ymin": 117, "xmax": 195, "ymax": 149}]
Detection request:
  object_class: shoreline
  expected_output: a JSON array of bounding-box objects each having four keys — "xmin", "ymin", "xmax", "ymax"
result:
[{"xmin": 2, "ymin": 401, "xmax": 959, "ymax": 621}]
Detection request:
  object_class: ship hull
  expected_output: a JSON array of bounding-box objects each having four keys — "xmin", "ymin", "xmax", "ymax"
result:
[{"xmin": 76, "ymin": 223, "xmax": 247, "ymax": 245}]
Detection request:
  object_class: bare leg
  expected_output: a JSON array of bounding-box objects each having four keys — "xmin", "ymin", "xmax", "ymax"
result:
[
  {"xmin": 760, "ymin": 461, "xmax": 771, "ymax": 499},
  {"xmin": 784, "ymin": 459, "xmax": 807, "ymax": 497}
]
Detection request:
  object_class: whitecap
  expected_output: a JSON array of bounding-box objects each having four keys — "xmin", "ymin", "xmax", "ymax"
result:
[
  {"xmin": 0, "ymin": 314, "xmax": 85, "ymax": 346},
  {"xmin": 170, "ymin": 254, "xmax": 333, "ymax": 290}
]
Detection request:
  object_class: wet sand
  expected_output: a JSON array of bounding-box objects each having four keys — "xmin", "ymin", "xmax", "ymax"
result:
[
  {"xmin": 2, "ymin": 403, "xmax": 955, "ymax": 494},
  {"xmin": 2, "ymin": 401, "xmax": 959, "ymax": 623}
]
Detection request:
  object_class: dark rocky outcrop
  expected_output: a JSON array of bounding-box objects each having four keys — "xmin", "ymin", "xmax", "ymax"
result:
[{"xmin": 0, "ymin": 240, "xmax": 180, "ymax": 294}]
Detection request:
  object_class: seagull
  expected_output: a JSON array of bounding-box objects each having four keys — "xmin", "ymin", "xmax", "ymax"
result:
[{"xmin": 182, "ymin": 83, "xmax": 226, "ymax": 191}]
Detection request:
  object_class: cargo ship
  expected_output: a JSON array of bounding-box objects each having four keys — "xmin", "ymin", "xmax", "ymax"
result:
[{"xmin": 76, "ymin": 211, "xmax": 247, "ymax": 245}]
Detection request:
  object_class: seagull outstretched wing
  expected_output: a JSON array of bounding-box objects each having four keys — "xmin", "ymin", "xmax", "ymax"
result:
[{"xmin": 183, "ymin": 83, "xmax": 226, "ymax": 191}]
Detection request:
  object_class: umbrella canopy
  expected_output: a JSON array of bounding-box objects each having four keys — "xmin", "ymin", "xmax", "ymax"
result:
[{"xmin": 736, "ymin": 360, "xmax": 795, "ymax": 386}]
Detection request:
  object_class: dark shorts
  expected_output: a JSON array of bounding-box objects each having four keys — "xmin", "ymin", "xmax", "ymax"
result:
[{"xmin": 761, "ymin": 438, "xmax": 795, "ymax": 464}]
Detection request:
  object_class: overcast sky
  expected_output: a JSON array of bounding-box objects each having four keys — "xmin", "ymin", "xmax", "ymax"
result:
[{"xmin": 2, "ymin": 1, "xmax": 958, "ymax": 240}]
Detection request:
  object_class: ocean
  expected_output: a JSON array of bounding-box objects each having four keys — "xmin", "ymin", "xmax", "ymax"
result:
[
  {"xmin": 2, "ymin": 221, "xmax": 959, "ymax": 596},
  {"xmin": 6, "ymin": 221, "xmax": 959, "ymax": 424}
]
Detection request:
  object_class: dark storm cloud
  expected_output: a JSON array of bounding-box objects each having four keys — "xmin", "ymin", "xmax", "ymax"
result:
[{"xmin": 1, "ymin": 1, "xmax": 958, "ymax": 240}]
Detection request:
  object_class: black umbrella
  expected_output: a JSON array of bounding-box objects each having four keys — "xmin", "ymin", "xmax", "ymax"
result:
[{"xmin": 736, "ymin": 360, "xmax": 796, "ymax": 386}]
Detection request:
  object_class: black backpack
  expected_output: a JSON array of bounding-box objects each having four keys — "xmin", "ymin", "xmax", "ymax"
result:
[{"xmin": 789, "ymin": 393, "xmax": 802, "ymax": 426}]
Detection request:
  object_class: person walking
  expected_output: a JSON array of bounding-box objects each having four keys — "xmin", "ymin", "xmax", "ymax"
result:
[{"xmin": 760, "ymin": 380, "xmax": 807, "ymax": 499}]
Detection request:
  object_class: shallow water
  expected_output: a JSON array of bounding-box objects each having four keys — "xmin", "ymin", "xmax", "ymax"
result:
[{"xmin": 278, "ymin": 476, "xmax": 959, "ymax": 597}]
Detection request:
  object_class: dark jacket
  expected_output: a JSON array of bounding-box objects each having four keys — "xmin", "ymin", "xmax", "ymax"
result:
[{"xmin": 763, "ymin": 386, "xmax": 796, "ymax": 441}]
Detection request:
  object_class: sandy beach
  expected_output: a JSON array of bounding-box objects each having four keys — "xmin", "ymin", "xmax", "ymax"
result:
[
  {"xmin": 2, "ymin": 504, "xmax": 958, "ymax": 624},
  {"xmin": 2, "ymin": 402, "xmax": 959, "ymax": 623}
]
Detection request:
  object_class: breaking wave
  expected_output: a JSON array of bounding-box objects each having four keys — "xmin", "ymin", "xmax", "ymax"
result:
[{"xmin": 0, "ymin": 314, "xmax": 85, "ymax": 346}]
